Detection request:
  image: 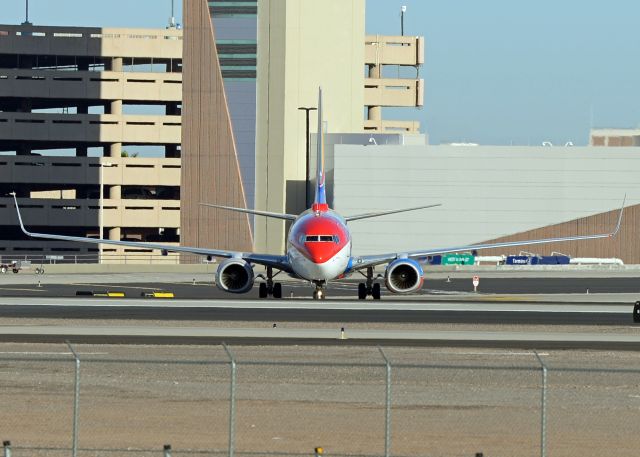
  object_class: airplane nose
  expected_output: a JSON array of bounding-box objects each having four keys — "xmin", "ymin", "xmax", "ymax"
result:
[{"xmin": 304, "ymin": 243, "xmax": 334, "ymax": 264}]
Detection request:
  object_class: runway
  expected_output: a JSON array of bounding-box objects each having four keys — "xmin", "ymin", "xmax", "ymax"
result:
[
  {"xmin": 2, "ymin": 275, "xmax": 640, "ymax": 298},
  {"xmin": 0, "ymin": 297, "xmax": 638, "ymax": 348},
  {"xmin": 0, "ymin": 297, "xmax": 636, "ymax": 325},
  {"xmin": 1, "ymin": 323, "xmax": 640, "ymax": 349},
  {"xmin": 2, "ymin": 273, "xmax": 640, "ymax": 349}
]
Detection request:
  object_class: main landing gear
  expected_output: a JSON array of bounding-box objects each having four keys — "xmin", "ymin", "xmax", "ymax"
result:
[
  {"xmin": 313, "ymin": 281, "xmax": 326, "ymax": 300},
  {"xmin": 258, "ymin": 266, "xmax": 283, "ymax": 299},
  {"xmin": 358, "ymin": 267, "xmax": 382, "ymax": 300}
]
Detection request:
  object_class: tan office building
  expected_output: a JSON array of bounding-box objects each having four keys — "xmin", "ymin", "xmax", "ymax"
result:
[
  {"xmin": 591, "ymin": 128, "xmax": 640, "ymax": 147},
  {"xmin": 0, "ymin": 24, "xmax": 182, "ymax": 263},
  {"xmin": 182, "ymin": 0, "xmax": 425, "ymax": 256},
  {"xmin": 2, "ymin": 1, "xmax": 425, "ymax": 263},
  {"xmin": 253, "ymin": 0, "xmax": 424, "ymax": 253}
]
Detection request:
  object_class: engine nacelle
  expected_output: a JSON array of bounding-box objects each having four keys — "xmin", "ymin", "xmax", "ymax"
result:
[
  {"xmin": 385, "ymin": 258, "xmax": 424, "ymax": 294},
  {"xmin": 215, "ymin": 259, "xmax": 254, "ymax": 294}
]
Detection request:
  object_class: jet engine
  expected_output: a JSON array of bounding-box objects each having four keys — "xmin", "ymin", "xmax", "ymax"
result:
[
  {"xmin": 384, "ymin": 258, "xmax": 424, "ymax": 294},
  {"xmin": 215, "ymin": 259, "xmax": 254, "ymax": 294}
]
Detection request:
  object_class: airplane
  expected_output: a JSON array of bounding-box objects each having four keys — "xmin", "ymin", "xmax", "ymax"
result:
[{"xmin": 12, "ymin": 88, "xmax": 625, "ymax": 300}]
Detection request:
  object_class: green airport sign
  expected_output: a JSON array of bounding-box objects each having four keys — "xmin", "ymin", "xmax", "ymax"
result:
[{"xmin": 441, "ymin": 253, "xmax": 475, "ymax": 265}]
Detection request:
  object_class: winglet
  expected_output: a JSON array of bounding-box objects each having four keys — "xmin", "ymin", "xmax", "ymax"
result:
[
  {"xmin": 610, "ymin": 194, "xmax": 626, "ymax": 237},
  {"xmin": 10, "ymin": 192, "xmax": 31, "ymax": 236}
]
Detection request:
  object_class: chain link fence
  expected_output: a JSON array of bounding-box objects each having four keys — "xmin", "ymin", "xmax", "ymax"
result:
[{"xmin": 0, "ymin": 344, "xmax": 639, "ymax": 456}]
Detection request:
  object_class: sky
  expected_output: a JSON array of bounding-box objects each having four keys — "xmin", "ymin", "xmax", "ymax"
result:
[{"xmin": 4, "ymin": 0, "xmax": 640, "ymax": 146}]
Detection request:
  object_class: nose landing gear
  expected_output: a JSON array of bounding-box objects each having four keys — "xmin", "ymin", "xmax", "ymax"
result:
[
  {"xmin": 357, "ymin": 267, "xmax": 382, "ymax": 300},
  {"xmin": 313, "ymin": 281, "xmax": 326, "ymax": 300}
]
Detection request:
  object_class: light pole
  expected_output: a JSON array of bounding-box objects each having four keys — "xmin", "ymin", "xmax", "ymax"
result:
[
  {"xmin": 298, "ymin": 106, "xmax": 317, "ymax": 207},
  {"xmin": 99, "ymin": 161, "xmax": 114, "ymax": 263},
  {"xmin": 398, "ymin": 5, "xmax": 407, "ymax": 79},
  {"xmin": 168, "ymin": 0, "xmax": 176, "ymax": 28},
  {"xmin": 22, "ymin": 0, "xmax": 32, "ymax": 25}
]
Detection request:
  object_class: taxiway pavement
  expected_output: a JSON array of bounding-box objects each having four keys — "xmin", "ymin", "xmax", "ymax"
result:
[
  {"xmin": 1, "ymin": 322, "xmax": 639, "ymax": 349},
  {"xmin": 2, "ymin": 273, "xmax": 640, "ymax": 298},
  {"xmin": 0, "ymin": 297, "xmax": 638, "ymax": 349},
  {"xmin": 1, "ymin": 272, "xmax": 639, "ymax": 349},
  {"xmin": 0, "ymin": 297, "xmax": 636, "ymax": 325}
]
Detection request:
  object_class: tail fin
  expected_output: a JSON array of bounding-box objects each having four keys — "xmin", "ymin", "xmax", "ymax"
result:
[{"xmin": 313, "ymin": 87, "xmax": 328, "ymax": 211}]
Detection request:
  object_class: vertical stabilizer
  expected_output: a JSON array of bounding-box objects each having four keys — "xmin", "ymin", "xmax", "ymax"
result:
[{"xmin": 313, "ymin": 87, "xmax": 328, "ymax": 211}]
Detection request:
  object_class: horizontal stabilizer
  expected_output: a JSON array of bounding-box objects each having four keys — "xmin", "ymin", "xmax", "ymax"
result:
[
  {"xmin": 200, "ymin": 203, "xmax": 297, "ymax": 221},
  {"xmin": 344, "ymin": 204, "xmax": 441, "ymax": 222}
]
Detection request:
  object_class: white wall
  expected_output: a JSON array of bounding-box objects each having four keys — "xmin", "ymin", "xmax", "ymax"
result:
[{"xmin": 333, "ymin": 145, "xmax": 639, "ymax": 255}]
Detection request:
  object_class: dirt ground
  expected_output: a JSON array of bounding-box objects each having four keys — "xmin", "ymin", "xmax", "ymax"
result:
[{"xmin": 0, "ymin": 343, "xmax": 639, "ymax": 456}]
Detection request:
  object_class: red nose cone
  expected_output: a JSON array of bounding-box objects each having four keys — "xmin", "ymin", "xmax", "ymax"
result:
[
  {"xmin": 290, "ymin": 213, "xmax": 350, "ymax": 264},
  {"xmin": 304, "ymin": 242, "xmax": 337, "ymax": 264}
]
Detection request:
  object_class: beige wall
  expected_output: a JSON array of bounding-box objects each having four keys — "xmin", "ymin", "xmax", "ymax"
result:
[
  {"xmin": 0, "ymin": 24, "xmax": 183, "ymax": 263},
  {"xmin": 590, "ymin": 129, "xmax": 640, "ymax": 147},
  {"xmin": 255, "ymin": 0, "xmax": 365, "ymax": 253},
  {"xmin": 0, "ymin": 25, "xmax": 182, "ymax": 59},
  {"xmin": 0, "ymin": 156, "xmax": 180, "ymax": 186},
  {"xmin": 0, "ymin": 198, "xmax": 179, "ymax": 229},
  {"xmin": 0, "ymin": 113, "xmax": 180, "ymax": 144},
  {"xmin": 0, "ymin": 69, "xmax": 181, "ymax": 101},
  {"xmin": 364, "ymin": 35, "xmax": 424, "ymax": 66}
]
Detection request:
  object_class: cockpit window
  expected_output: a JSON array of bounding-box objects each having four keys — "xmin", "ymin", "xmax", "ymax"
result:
[{"xmin": 305, "ymin": 235, "xmax": 338, "ymax": 243}]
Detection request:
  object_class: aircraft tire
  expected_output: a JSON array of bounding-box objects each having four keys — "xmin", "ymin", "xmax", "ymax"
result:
[
  {"xmin": 358, "ymin": 283, "xmax": 367, "ymax": 300},
  {"xmin": 273, "ymin": 282, "xmax": 282, "ymax": 299},
  {"xmin": 634, "ymin": 302, "xmax": 640, "ymax": 323},
  {"xmin": 372, "ymin": 283, "xmax": 381, "ymax": 300},
  {"xmin": 259, "ymin": 282, "xmax": 268, "ymax": 299}
]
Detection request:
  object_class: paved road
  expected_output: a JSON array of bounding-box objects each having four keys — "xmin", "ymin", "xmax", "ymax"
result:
[
  {"xmin": 1, "ymin": 276, "xmax": 639, "ymax": 348},
  {"xmin": 1, "ymin": 322, "xmax": 640, "ymax": 349},
  {"xmin": 1, "ymin": 276, "xmax": 640, "ymax": 299},
  {"xmin": 0, "ymin": 297, "xmax": 637, "ymax": 326}
]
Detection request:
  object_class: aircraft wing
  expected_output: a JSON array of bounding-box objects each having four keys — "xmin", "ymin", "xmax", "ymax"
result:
[
  {"xmin": 350, "ymin": 198, "xmax": 626, "ymax": 271},
  {"xmin": 12, "ymin": 194, "xmax": 292, "ymax": 272}
]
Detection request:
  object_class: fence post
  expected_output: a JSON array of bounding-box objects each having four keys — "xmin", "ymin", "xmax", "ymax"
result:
[
  {"xmin": 66, "ymin": 341, "xmax": 81, "ymax": 457},
  {"xmin": 378, "ymin": 346, "xmax": 392, "ymax": 457},
  {"xmin": 223, "ymin": 343, "xmax": 237, "ymax": 457},
  {"xmin": 534, "ymin": 351, "xmax": 548, "ymax": 457}
]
